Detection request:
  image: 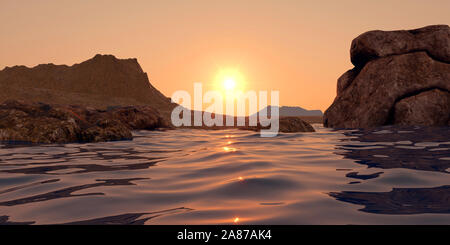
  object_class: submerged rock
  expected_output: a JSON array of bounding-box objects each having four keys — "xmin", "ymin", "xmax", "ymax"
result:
[
  {"xmin": 278, "ymin": 117, "xmax": 315, "ymax": 132},
  {"xmin": 324, "ymin": 25, "xmax": 450, "ymax": 128},
  {"xmin": 238, "ymin": 116, "xmax": 315, "ymax": 133},
  {"xmin": 0, "ymin": 100, "xmax": 168, "ymax": 144}
]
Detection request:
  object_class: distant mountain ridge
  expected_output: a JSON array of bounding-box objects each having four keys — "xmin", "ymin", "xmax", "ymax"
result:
[
  {"xmin": 0, "ymin": 54, "xmax": 175, "ymax": 116},
  {"xmin": 257, "ymin": 105, "xmax": 323, "ymax": 117}
]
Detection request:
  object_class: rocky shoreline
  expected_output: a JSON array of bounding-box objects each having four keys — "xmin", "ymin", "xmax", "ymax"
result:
[
  {"xmin": 0, "ymin": 52, "xmax": 318, "ymax": 144},
  {"xmin": 0, "ymin": 100, "xmax": 170, "ymax": 144},
  {"xmin": 0, "ymin": 100, "xmax": 315, "ymax": 144}
]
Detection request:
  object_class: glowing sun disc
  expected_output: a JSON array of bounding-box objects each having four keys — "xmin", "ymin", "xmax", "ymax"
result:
[
  {"xmin": 213, "ymin": 68, "xmax": 246, "ymax": 94},
  {"xmin": 223, "ymin": 78, "xmax": 236, "ymax": 90}
]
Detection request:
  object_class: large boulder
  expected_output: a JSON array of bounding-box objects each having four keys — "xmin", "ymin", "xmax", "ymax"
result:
[
  {"xmin": 324, "ymin": 25, "xmax": 450, "ymax": 128},
  {"xmin": 350, "ymin": 25, "xmax": 450, "ymax": 67}
]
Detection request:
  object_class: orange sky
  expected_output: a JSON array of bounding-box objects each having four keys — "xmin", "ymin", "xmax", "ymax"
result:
[{"xmin": 1, "ymin": 0, "xmax": 449, "ymax": 111}]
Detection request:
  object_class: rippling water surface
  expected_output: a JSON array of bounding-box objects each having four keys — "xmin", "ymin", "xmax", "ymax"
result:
[{"xmin": 0, "ymin": 125, "xmax": 449, "ymax": 224}]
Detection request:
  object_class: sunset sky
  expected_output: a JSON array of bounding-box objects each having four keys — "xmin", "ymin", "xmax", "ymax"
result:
[{"xmin": 1, "ymin": 0, "xmax": 449, "ymax": 111}]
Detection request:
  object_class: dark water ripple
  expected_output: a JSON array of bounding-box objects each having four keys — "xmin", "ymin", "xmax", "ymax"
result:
[{"xmin": 0, "ymin": 125, "xmax": 449, "ymax": 224}]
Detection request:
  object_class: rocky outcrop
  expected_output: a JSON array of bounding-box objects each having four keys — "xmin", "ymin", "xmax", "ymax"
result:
[
  {"xmin": 69, "ymin": 105, "xmax": 171, "ymax": 130},
  {"xmin": 0, "ymin": 100, "xmax": 168, "ymax": 144},
  {"xmin": 324, "ymin": 25, "xmax": 450, "ymax": 128}
]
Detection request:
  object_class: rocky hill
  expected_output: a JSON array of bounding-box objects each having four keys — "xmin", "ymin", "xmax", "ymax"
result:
[
  {"xmin": 257, "ymin": 106, "xmax": 323, "ymax": 117},
  {"xmin": 0, "ymin": 54, "xmax": 176, "ymax": 116}
]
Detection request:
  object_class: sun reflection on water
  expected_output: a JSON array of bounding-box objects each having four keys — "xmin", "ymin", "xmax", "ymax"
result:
[{"xmin": 223, "ymin": 146, "xmax": 237, "ymax": 152}]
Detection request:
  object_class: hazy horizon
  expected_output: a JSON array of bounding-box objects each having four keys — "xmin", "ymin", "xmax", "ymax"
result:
[{"xmin": 1, "ymin": 0, "xmax": 449, "ymax": 111}]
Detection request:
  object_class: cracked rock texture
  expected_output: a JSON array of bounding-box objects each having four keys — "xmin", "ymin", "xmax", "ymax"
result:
[
  {"xmin": 0, "ymin": 100, "xmax": 168, "ymax": 144},
  {"xmin": 324, "ymin": 25, "xmax": 450, "ymax": 128}
]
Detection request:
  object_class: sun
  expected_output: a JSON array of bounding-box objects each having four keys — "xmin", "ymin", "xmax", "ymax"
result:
[
  {"xmin": 213, "ymin": 68, "xmax": 246, "ymax": 96},
  {"xmin": 223, "ymin": 77, "xmax": 236, "ymax": 90}
]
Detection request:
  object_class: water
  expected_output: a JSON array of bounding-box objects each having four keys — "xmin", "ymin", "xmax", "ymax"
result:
[{"xmin": 0, "ymin": 125, "xmax": 449, "ymax": 225}]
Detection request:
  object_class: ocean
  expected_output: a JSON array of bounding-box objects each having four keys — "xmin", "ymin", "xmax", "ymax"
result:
[{"xmin": 0, "ymin": 125, "xmax": 449, "ymax": 224}]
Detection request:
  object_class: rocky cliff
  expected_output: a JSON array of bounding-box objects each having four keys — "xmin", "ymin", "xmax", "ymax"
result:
[
  {"xmin": 324, "ymin": 25, "xmax": 450, "ymax": 128},
  {"xmin": 0, "ymin": 55, "xmax": 178, "ymax": 143}
]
